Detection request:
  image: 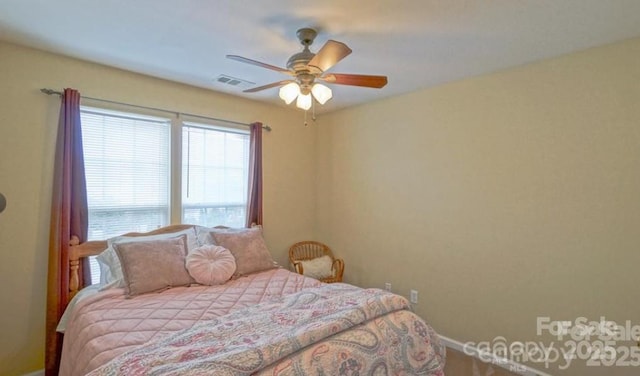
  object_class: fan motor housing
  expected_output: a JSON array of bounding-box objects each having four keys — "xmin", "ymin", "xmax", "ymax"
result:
[
  {"xmin": 286, "ymin": 50, "xmax": 315, "ymax": 73},
  {"xmin": 287, "ymin": 28, "xmax": 323, "ymax": 75}
]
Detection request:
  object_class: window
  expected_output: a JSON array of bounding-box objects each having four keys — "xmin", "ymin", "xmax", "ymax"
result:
[
  {"xmin": 82, "ymin": 108, "xmax": 171, "ymax": 239},
  {"xmin": 81, "ymin": 108, "xmax": 250, "ymax": 283},
  {"xmin": 81, "ymin": 107, "xmax": 171, "ymax": 283},
  {"xmin": 182, "ymin": 123, "xmax": 250, "ymax": 228}
]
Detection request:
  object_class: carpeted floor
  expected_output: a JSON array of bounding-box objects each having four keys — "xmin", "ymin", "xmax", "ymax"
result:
[{"xmin": 444, "ymin": 348, "xmax": 521, "ymax": 376}]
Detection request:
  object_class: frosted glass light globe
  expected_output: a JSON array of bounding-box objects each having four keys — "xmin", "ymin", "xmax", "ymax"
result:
[
  {"xmin": 311, "ymin": 83, "xmax": 332, "ymax": 105},
  {"xmin": 279, "ymin": 82, "xmax": 300, "ymax": 105},
  {"xmin": 296, "ymin": 93, "xmax": 312, "ymax": 110}
]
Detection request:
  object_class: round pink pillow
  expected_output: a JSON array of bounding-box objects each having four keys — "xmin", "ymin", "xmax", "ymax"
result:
[{"xmin": 186, "ymin": 245, "xmax": 236, "ymax": 285}]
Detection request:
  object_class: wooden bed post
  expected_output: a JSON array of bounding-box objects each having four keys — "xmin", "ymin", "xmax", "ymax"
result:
[{"xmin": 69, "ymin": 235, "xmax": 81, "ymax": 299}]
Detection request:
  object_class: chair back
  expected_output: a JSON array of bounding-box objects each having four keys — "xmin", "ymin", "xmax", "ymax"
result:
[
  {"xmin": 289, "ymin": 241, "xmax": 334, "ymax": 262},
  {"xmin": 288, "ymin": 241, "xmax": 344, "ymax": 283}
]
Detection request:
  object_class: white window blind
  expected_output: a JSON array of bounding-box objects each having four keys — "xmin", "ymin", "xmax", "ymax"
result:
[
  {"xmin": 81, "ymin": 106, "xmax": 171, "ymax": 240},
  {"xmin": 79, "ymin": 110, "xmax": 250, "ymax": 284},
  {"xmin": 182, "ymin": 123, "xmax": 249, "ymax": 228}
]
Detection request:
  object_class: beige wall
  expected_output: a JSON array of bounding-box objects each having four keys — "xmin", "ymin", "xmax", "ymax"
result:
[
  {"xmin": 3, "ymin": 35, "xmax": 639, "ymax": 375},
  {"xmin": 0, "ymin": 41, "xmax": 316, "ymax": 375},
  {"xmin": 316, "ymin": 38, "xmax": 640, "ymax": 375}
]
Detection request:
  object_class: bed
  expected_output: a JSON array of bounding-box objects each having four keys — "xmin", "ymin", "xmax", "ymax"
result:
[{"xmin": 58, "ymin": 225, "xmax": 446, "ymax": 375}]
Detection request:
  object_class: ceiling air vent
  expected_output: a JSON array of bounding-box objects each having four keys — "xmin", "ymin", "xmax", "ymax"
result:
[{"xmin": 214, "ymin": 74, "xmax": 255, "ymax": 90}]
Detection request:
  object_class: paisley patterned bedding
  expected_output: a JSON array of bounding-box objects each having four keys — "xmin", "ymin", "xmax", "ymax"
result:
[
  {"xmin": 87, "ymin": 283, "xmax": 445, "ymax": 375},
  {"xmin": 62, "ymin": 270, "xmax": 445, "ymax": 375}
]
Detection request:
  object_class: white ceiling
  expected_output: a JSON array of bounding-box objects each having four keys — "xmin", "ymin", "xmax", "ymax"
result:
[{"xmin": 1, "ymin": 0, "xmax": 640, "ymax": 114}]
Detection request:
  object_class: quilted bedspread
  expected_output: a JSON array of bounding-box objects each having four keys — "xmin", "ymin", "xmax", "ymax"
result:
[
  {"xmin": 60, "ymin": 269, "xmax": 321, "ymax": 376},
  {"xmin": 61, "ymin": 269, "xmax": 445, "ymax": 376}
]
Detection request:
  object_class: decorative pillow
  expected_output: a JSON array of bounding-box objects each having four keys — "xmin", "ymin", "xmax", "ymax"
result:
[
  {"xmin": 212, "ymin": 227, "xmax": 277, "ymax": 278},
  {"xmin": 195, "ymin": 225, "xmax": 257, "ymax": 246},
  {"xmin": 299, "ymin": 255, "xmax": 334, "ymax": 279},
  {"xmin": 185, "ymin": 245, "xmax": 236, "ymax": 285},
  {"xmin": 113, "ymin": 235, "xmax": 194, "ymax": 297},
  {"xmin": 97, "ymin": 227, "xmax": 199, "ymax": 290}
]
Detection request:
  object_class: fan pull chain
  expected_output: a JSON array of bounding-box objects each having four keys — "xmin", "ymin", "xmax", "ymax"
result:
[
  {"xmin": 312, "ymin": 99, "xmax": 317, "ymax": 122},
  {"xmin": 302, "ymin": 98, "xmax": 319, "ymax": 126}
]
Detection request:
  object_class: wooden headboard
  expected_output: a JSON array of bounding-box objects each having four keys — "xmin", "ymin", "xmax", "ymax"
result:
[{"xmin": 68, "ymin": 224, "xmax": 197, "ymax": 299}]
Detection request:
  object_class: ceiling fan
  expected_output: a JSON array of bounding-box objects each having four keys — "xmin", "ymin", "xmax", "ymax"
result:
[{"xmin": 226, "ymin": 28, "xmax": 388, "ymax": 110}]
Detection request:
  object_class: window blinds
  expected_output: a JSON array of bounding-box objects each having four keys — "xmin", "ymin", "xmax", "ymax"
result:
[
  {"xmin": 182, "ymin": 123, "xmax": 249, "ymax": 228},
  {"xmin": 81, "ymin": 108, "xmax": 171, "ymax": 241}
]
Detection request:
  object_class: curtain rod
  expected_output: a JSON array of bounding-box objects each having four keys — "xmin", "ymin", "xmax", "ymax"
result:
[{"xmin": 40, "ymin": 88, "xmax": 271, "ymax": 132}]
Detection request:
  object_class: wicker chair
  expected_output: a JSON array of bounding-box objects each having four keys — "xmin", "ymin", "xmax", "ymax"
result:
[{"xmin": 288, "ymin": 241, "xmax": 344, "ymax": 283}]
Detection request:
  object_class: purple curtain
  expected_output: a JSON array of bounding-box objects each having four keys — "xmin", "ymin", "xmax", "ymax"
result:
[
  {"xmin": 45, "ymin": 88, "xmax": 89, "ymax": 375},
  {"xmin": 245, "ymin": 122, "xmax": 263, "ymax": 227}
]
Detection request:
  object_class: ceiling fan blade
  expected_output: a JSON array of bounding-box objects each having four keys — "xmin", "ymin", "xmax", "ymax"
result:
[
  {"xmin": 321, "ymin": 73, "xmax": 388, "ymax": 88},
  {"xmin": 226, "ymin": 55, "xmax": 292, "ymax": 75},
  {"xmin": 243, "ymin": 80, "xmax": 294, "ymax": 93},
  {"xmin": 307, "ymin": 40, "xmax": 352, "ymax": 72}
]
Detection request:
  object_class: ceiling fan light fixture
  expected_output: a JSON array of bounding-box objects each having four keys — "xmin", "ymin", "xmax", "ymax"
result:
[
  {"xmin": 296, "ymin": 92, "xmax": 312, "ymax": 110},
  {"xmin": 229, "ymin": 27, "xmax": 387, "ymax": 113},
  {"xmin": 311, "ymin": 83, "xmax": 332, "ymax": 105},
  {"xmin": 279, "ymin": 82, "xmax": 300, "ymax": 104}
]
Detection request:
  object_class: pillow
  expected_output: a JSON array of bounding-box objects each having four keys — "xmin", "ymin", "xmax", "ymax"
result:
[
  {"xmin": 113, "ymin": 235, "xmax": 194, "ymax": 297},
  {"xmin": 97, "ymin": 258, "xmax": 112, "ymax": 286},
  {"xmin": 194, "ymin": 225, "xmax": 217, "ymax": 246},
  {"xmin": 212, "ymin": 227, "xmax": 277, "ymax": 278},
  {"xmin": 97, "ymin": 227, "xmax": 199, "ymax": 289},
  {"xmin": 186, "ymin": 245, "xmax": 236, "ymax": 285},
  {"xmin": 195, "ymin": 225, "xmax": 257, "ymax": 246},
  {"xmin": 95, "ymin": 247, "xmax": 122, "ymax": 290},
  {"xmin": 299, "ymin": 255, "xmax": 334, "ymax": 279}
]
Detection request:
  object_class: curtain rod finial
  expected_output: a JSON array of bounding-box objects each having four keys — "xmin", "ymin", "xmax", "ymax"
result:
[{"xmin": 41, "ymin": 88, "xmax": 62, "ymax": 96}]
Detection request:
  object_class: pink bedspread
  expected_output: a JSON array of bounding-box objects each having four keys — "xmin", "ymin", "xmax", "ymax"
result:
[
  {"xmin": 59, "ymin": 269, "xmax": 321, "ymax": 376},
  {"xmin": 88, "ymin": 283, "xmax": 445, "ymax": 376},
  {"xmin": 61, "ymin": 269, "xmax": 445, "ymax": 376}
]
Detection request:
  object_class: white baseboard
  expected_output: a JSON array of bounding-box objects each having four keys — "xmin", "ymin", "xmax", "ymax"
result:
[
  {"xmin": 439, "ymin": 335, "xmax": 552, "ymax": 376},
  {"xmin": 22, "ymin": 370, "xmax": 44, "ymax": 376}
]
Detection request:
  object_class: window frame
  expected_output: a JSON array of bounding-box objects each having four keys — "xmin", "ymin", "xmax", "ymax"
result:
[
  {"xmin": 180, "ymin": 120, "xmax": 250, "ymax": 228},
  {"xmin": 80, "ymin": 105, "xmax": 251, "ymax": 283},
  {"xmin": 80, "ymin": 105, "xmax": 173, "ymax": 239}
]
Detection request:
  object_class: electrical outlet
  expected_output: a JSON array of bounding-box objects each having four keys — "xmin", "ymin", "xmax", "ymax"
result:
[
  {"xmin": 410, "ymin": 289, "xmax": 418, "ymax": 304},
  {"xmin": 384, "ymin": 282, "xmax": 392, "ymax": 292}
]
